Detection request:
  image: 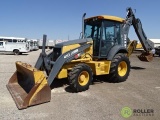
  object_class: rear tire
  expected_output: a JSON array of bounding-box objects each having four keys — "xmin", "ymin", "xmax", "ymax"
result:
[
  {"xmin": 109, "ymin": 53, "xmax": 130, "ymax": 83},
  {"xmin": 68, "ymin": 63, "xmax": 93, "ymax": 92},
  {"xmin": 13, "ymin": 49, "xmax": 20, "ymax": 55}
]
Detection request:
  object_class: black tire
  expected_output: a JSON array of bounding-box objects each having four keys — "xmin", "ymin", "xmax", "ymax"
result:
[
  {"xmin": 109, "ymin": 53, "xmax": 130, "ymax": 83},
  {"xmin": 13, "ymin": 49, "xmax": 20, "ymax": 55},
  {"xmin": 68, "ymin": 63, "xmax": 93, "ymax": 92}
]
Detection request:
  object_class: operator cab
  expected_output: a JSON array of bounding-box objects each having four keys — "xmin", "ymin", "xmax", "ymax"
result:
[{"xmin": 84, "ymin": 15, "xmax": 124, "ymax": 58}]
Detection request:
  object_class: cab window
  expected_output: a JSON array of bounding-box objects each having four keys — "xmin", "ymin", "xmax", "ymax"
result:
[
  {"xmin": 102, "ymin": 20, "xmax": 121, "ymax": 45},
  {"xmin": 0, "ymin": 42, "xmax": 3, "ymax": 46}
]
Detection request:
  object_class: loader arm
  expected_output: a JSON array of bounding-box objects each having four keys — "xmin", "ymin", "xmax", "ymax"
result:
[
  {"xmin": 47, "ymin": 43, "xmax": 91, "ymax": 85},
  {"xmin": 35, "ymin": 35, "xmax": 92, "ymax": 85}
]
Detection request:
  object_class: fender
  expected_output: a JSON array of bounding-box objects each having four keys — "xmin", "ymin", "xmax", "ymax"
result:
[{"xmin": 107, "ymin": 45, "xmax": 128, "ymax": 60}]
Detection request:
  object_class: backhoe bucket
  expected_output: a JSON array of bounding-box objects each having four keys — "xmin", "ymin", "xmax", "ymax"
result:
[
  {"xmin": 137, "ymin": 52, "xmax": 153, "ymax": 62},
  {"xmin": 6, "ymin": 61, "xmax": 51, "ymax": 109}
]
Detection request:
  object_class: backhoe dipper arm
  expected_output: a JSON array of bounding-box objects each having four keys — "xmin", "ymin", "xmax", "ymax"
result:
[
  {"xmin": 122, "ymin": 7, "xmax": 154, "ymax": 62},
  {"xmin": 123, "ymin": 7, "xmax": 153, "ymax": 52}
]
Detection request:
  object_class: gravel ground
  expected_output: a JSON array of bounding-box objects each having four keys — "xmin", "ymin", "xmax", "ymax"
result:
[{"xmin": 0, "ymin": 50, "xmax": 160, "ymax": 120}]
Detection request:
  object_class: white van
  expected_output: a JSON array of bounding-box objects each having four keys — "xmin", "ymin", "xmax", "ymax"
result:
[{"xmin": 0, "ymin": 41, "xmax": 30, "ymax": 55}]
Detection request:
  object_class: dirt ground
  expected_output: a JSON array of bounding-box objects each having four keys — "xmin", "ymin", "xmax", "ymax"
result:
[{"xmin": 0, "ymin": 50, "xmax": 159, "ymax": 120}]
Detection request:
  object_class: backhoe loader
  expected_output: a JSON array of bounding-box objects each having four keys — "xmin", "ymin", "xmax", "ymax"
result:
[{"xmin": 7, "ymin": 7, "xmax": 154, "ymax": 109}]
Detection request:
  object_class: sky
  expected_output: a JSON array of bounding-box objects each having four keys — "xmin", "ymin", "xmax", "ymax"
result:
[{"xmin": 0, "ymin": 0, "xmax": 160, "ymax": 40}]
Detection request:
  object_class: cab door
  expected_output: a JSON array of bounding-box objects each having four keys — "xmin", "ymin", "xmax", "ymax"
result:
[
  {"xmin": 92, "ymin": 26, "xmax": 101, "ymax": 56},
  {"xmin": 100, "ymin": 20, "xmax": 121, "ymax": 57},
  {"xmin": 84, "ymin": 23, "xmax": 102, "ymax": 57}
]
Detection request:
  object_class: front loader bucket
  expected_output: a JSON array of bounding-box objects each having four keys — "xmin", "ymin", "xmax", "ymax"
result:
[
  {"xmin": 6, "ymin": 62, "xmax": 51, "ymax": 109},
  {"xmin": 137, "ymin": 52, "xmax": 153, "ymax": 62}
]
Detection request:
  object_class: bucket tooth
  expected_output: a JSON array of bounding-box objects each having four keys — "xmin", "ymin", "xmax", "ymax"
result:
[{"xmin": 6, "ymin": 61, "xmax": 51, "ymax": 109}]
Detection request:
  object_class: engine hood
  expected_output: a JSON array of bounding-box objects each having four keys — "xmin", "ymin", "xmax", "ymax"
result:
[{"xmin": 55, "ymin": 38, "xmax": 93, "ymax": 47}]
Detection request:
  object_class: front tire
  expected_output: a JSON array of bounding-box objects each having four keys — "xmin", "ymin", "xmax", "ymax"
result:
[
  {"xmin": 68, "ymin": 63, "xmax": 93, "ymax": 92},
  {"xmin": 109, "ymin": 53, "xmax": 130, "ymax": 83}
]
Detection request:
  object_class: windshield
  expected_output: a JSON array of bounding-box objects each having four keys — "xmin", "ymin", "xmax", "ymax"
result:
[{"xmin": 84, "ymin": 19, "xmax": 102, "ymax": 39}]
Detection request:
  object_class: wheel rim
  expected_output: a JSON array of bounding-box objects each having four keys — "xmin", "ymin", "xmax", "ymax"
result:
[
  {"xmin": 118, "ymin": 61, "xmax": 127, "ymax": 77},
  {"xmin": 78, "ymin": 71, "xmax": 89, "ymax": 86}
]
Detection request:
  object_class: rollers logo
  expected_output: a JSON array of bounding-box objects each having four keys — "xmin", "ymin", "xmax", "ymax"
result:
[
  {"xmin": 121, "ymin": 107, "xmax": 132, "ymax": 118},
  {"xmin": 121, "ymin": 107, "xmax": 154, "ymax": 118}
]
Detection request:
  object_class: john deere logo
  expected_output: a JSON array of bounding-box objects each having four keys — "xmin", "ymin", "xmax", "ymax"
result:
[{"xmin": 121, "ymin": 107, "xmax": 132, "ymax": 118}]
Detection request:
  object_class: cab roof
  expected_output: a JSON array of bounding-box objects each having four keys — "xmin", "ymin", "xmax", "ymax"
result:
[{"xmin": 85, "ymin": 15, "xmax": 124, "ymax": 23}]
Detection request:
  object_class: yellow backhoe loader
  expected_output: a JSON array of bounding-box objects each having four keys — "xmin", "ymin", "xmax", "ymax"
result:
[{"xmin": 6, "ymin": 7, "xmax": 154, "ymax": 109}]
